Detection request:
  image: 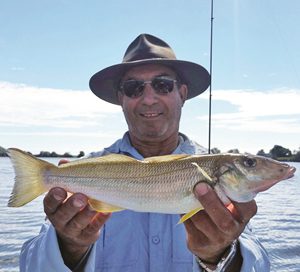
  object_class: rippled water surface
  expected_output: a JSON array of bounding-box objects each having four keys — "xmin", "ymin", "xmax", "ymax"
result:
[
  {"xmin": 0, "ymin": 158, "xmax": 299, "ymax": 271},
  {"xmin": 251, "ymin": 162, "xmax": 300, "ymax": 271}
]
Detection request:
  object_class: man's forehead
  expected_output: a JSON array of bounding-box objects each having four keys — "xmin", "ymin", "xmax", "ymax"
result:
[{"xmin": 122, "ymin": 64, "xmax": 177, "ymax": 78}]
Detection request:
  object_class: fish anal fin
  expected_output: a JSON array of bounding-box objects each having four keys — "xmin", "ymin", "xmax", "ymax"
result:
[
  {"xmin": 88, "ymin": 199, "xmax": 124, "ymax": 213},
  {"xmin": 178, "ymin": 207, "xmax": 203, "ymax": 224}
]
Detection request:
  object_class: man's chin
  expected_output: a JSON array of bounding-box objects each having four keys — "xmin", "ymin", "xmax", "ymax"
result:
[{"xmin": 134, "ymin": 130, "xmax": 168, "ymax": 140}]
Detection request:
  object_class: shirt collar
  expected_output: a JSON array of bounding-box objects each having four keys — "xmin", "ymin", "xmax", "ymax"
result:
[{"xmin": 117, "ymin": 132, "xmax": 207, "ymax": 159}]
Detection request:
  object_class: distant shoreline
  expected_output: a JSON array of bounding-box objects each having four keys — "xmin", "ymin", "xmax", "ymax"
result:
[
  {"xmin": 1, "ymin": 146, "xmax": 299, "ymax": 162},
  {"xmin": 0, "ymin": 148, "xmax": 84, "ymax": 159}
]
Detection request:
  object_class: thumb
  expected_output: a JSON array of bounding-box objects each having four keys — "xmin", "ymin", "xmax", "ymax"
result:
[{"xmin": 58, "ymin": 159, "xmax": 69, "ymax": 166}]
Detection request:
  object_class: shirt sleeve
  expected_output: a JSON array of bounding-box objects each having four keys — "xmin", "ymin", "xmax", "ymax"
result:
[
  {"xmin": 239, "ymin": 224, "xmax": 270, "ymax": 271},
  {"xmin": 20, "ymin": 222, "xmax": 71, "ymax": 272},
  {"xmin": 191, "ymin": 224, "xmax": 270, "ymax": 272},
  {"xmin": 20, "ymin": 222, "xmax": 99, "ymax": 272}
]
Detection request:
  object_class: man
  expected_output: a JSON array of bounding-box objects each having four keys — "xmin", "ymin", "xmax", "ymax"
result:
[{"xmin": 20, "ymin": 34, "xmax": 270, "ymax": 271}]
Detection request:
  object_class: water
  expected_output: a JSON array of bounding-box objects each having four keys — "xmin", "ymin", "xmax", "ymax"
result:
[
  {"xmin": 251, "ymin": 161, "xmax": 300, "ymax": 271},
  {"xmin": 0, "ymin": 157, "xmax": 61, "ymax": 272},
  {"xmin": 0, "ymin": 158, "xmax": 299, "ymax": 272}
]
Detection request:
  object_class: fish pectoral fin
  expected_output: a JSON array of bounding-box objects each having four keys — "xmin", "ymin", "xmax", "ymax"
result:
[
  {"xmin": 179, "ymin": 207, "xmax": 203, "ymax": 224},
  {"xmin": 191, "ymin": 162, "xmax": 213, "ymax": 183},
  {"xmin": 144, "ymin": 154, "xmax": 189, "ymax": 163},
  {"xmin": 88, "ymin": 199, "xmax": 124, "ymax": 213}
]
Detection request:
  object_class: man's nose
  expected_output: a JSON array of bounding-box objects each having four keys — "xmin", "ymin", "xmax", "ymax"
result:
[{"xmin": 140, "ymin": 84, "xmax": 158, "ymax": 104}]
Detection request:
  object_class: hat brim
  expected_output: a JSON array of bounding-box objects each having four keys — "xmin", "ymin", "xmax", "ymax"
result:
[{"xmin": 89, "ymin": 59, "xmax": 210, "ymax": 105}]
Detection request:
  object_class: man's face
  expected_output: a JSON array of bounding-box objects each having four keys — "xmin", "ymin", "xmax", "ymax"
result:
[{"xmin": 118, "ymin": 64, "xmax": 188, "ymax": 143}]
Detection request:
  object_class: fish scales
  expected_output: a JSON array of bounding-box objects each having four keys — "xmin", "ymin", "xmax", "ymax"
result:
[{"xmin": 45, "ymin": 158, "xmax": 205, "ymax": 213}]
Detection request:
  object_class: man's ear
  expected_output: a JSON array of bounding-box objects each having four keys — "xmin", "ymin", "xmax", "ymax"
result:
[
  {"xmin": 117, "ymin": 91, "xmax": 124, "ymax": 105},
  {"xmin": 179, "ymin": 84, "xmax": 188, "ymax": 106}
]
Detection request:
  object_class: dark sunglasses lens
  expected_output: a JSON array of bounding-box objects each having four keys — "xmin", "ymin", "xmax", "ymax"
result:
[
  {"xmin": 152, "ymin": 78, "xmax": 174, "ymax": 93},
  {"xmin": 122, "ymin": 80, "xmax": 144, "ymax": 98}
]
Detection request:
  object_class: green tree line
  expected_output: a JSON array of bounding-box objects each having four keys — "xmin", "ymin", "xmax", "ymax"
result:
[
  {"xmin": 0, "ymin": 146, "xmax": 84, "ymax": 158},
  {"xmin": 0, "ymin": 145, "xmax": 299, "ymax": 161},
  {"xmin": 209, "ymin": 145, "xmax": 300, "ymax": 162}
]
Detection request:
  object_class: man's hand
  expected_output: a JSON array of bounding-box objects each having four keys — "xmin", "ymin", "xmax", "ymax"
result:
[
  {"xmin": 184, "ymin": 183, "xmax": 257, "ymax": 269},
  {"xmin": 43, "ymin": 160, "xmax": 111, "ymax": 269}
]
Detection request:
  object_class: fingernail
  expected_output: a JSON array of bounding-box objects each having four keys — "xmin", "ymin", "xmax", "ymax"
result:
[
  {"xmin": 58, "ymin": 159, "xmax": 69, "ymax": 166},
  {"xmin": 73, "ymin": 198, "xmax": 85, "ymax": 208},
  {"xmin": 99, "ymin": 212, "xmax": 110, "ymax": 216},
  {"xmin": 195, "ymin": 183, "xmax": 210, "ymax": 197},
  {"xmin": 53, "ymin": 190, "xmax": 65, "ymax": 201}
]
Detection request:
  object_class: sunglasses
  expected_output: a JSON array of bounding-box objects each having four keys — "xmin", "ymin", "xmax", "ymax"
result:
[{"xmin": 119, "ymin": 76, "xmax": 178, "ymax": 98}]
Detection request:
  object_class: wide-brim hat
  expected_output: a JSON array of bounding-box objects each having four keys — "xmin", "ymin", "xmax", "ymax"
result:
[{"xmin": 89, "ymin": 34, "xmax": 210, "ymax": 105}]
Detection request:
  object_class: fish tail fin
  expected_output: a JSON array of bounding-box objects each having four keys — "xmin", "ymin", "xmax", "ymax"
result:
[{"xmin": 7, "ymin": 148, "xmax": 51, "ymax": 207}]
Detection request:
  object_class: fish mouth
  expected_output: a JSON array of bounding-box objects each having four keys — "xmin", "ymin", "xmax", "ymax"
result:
[
  {"xmin": 253, "ymin": 166, "xmax": 296, "ymax": 194},
  {"xmin": 286, "ymin": 166, "xmax": 296, "ymax": 179},
  {"xmin": 277, "ymin": 162, "xmax": 296, "ymax": 180}
]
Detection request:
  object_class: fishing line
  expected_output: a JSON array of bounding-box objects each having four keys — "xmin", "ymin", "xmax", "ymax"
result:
[{"xmin": 208, "ymin": 0, "xmax": 214, "ymax": 154}]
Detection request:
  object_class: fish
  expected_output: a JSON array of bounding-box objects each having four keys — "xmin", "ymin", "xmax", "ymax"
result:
[{"xmin": 7, "ymin": 148, "xmax": 296, "ymax": 223}]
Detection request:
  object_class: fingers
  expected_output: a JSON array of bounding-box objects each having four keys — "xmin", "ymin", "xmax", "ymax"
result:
[
  {"xmin": 230, "ymin": 200, "xmax": 257, "ymax": 224},
  {"xmin": 194, "ymin": 183, "xmax": 240, "ymax": 234},
  {"xmin": 49, "ymin": 193, "xmax": 91, "ymax": 234},
  {"xmin": 184, "ymin": 210, "xmax": 212, "ymax": 245},
  {"xmin": 58, "ymin": 159, "xmax": 69, "ymax": 165},
  {"xmin": 184, "ymin": 182, "xmax": 257, "ymax": 262},
  {"xmin": 44, "ymin": 186, "xmax": 111, "ymax": 248},
  {"xmin": 185, "ymin": 210, "xmax": 218, "ymax": 238},
  {"xmin": 195, "ymin": 183, "xmax": 257, "ymax": 227},
  {"xmin": 44, "ymin": 187, "xmax": 68, "ymax": 215},
  {"xmin": 57, "ymin": 209, "xmax": 111, "ymax": 268},
  {"xmin": 60, "ymin": 198, "xmax": 93, "ymax": 234},
  {"xmin": 83, "ymin": 212, "xmax": 111, "ymax": 237}
]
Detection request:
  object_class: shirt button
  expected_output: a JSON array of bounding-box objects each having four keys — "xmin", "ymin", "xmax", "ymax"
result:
[{"xmin": 152, "ymin": 235, "xmax": 160, "ymax": 244}]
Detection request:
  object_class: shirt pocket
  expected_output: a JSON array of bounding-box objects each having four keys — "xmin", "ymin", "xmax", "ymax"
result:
[{"xmin": 96, "ymin": 211, "xmax": 140, "ymax": 271}]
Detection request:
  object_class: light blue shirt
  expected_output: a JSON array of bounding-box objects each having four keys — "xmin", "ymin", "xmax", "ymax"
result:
[{"xmin": 20, "ymin": 132, "xmax": 270, "ymax": 272}]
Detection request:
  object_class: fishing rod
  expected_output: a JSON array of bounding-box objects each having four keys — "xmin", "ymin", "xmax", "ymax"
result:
[{"xmin": 208, "ymin": 0, "xmax": 214, "ymax": 154}]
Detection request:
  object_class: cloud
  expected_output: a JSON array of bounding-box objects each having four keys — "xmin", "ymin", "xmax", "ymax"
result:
[
  {"xmin": 0, "ymin": 81, "xmax": 121, "ymax": 128},
  {"xmin": 197, "ymin": 89, "xmax": 300, "ymax": 133}
]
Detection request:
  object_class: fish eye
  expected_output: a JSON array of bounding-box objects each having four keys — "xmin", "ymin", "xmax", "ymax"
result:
[{"xmin": 243, "ymin": 158, "xmax": 257, "ymax": 168}]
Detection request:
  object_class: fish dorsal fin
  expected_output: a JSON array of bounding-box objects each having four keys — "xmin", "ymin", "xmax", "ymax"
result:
[
  {"xmin": 59, "ymin": 153, "xmax": 139, "ymax": 168},
  {"xmin": 88, "ymin": 199, "xmax": 125, "ymax": 213},
  {"xmin": 144, "ymin": 154, "xmax": 189, "ymax": 163},
  {"xmin": 93, "ymin": 154, "xmax": 138, "ymax": 162},
  {"xmin": 179, "ymin": 207, "xmax": 203, "ymax": 224}
]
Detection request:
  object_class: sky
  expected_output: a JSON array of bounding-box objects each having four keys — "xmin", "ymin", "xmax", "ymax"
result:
[{"xmin": 1, "ymin": 0, "xmax": 300, "ymax": 155}]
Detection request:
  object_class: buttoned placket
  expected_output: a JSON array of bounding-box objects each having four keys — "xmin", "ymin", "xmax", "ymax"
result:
[{"xmin": 149, "ymin": 213, "xmax": 168, "ymax": 272}]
